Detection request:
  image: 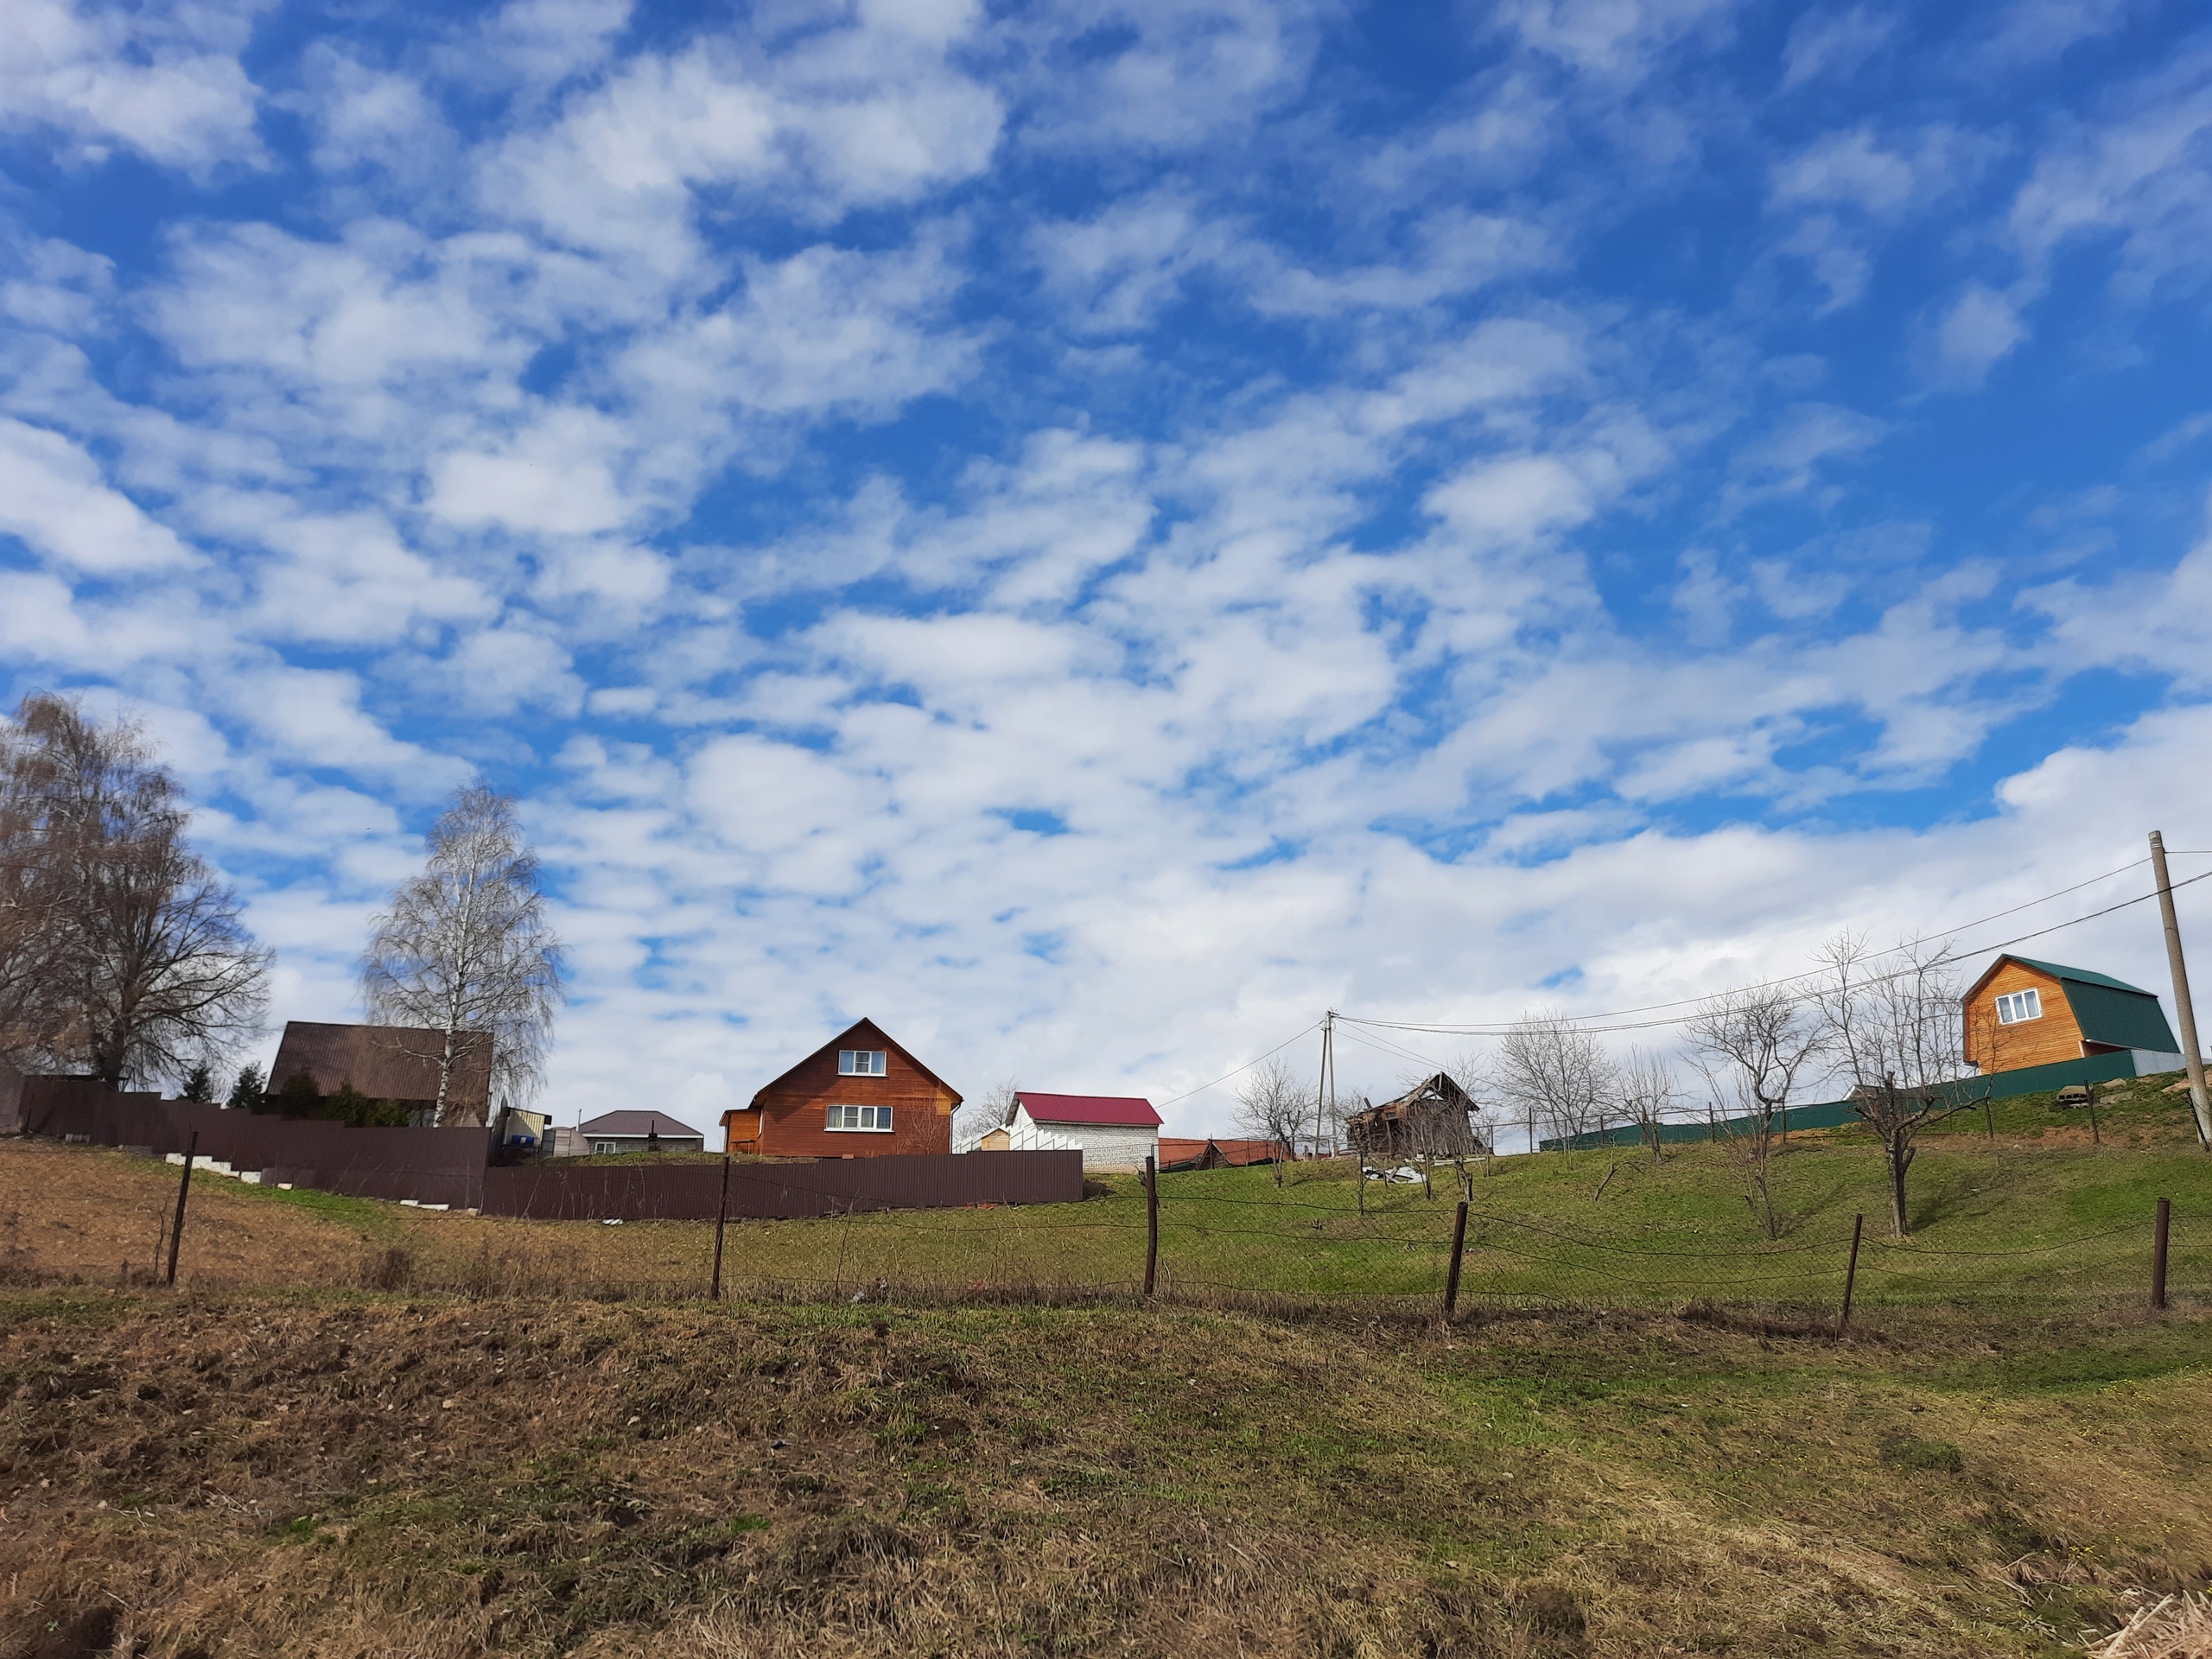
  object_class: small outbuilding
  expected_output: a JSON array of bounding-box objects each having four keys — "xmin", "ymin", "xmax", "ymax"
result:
[
  {"xmin": 1962, "ymin": 957, "xmax": 2183, "ymax": 1077},
  {"xmin": 573, "ymin": 1110, "xmax": 706, "ymax": 1155},
  {"xmin": 1005, "ymin": 1092, "xmax": 1161, "ymax": 1173}
]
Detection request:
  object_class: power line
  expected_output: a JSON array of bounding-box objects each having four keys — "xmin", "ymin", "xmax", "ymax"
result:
[
  {"xmin": 1345, "ymin": 861, "xmax": 2212, "ymax": 1039},
  {"xmin": 1154, "ymin": 1020, "xmax": 1320, "ymax": 1108}
]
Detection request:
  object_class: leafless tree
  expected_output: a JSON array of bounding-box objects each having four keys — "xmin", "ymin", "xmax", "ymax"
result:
[
  {"xmin": 1618, "ymin": 1046, "xmax": 1681, "ymax": 1166},
  {"xmin": 1491, "ymin": 1012, "xmax": 1618, "ymax": 1154},
  {"xmin": 1, "ymin": 694, "xmax": 270, "ymax": 1087},
  {"xmin": 1685, "ymin": 983, "xmax": 1824, "ymax": 1239},
  {"xmin": 1809, "ymin": 931, "xmax": 1981, "ymax": 1237},
  {"xmin": 957, "ymin": 1077, "xmax": 1020, "ymax": 1151},
  {"xmin": 360, "ymin": 785, "xmax": 566, "ymax": 1124},
  {"xmin": 1235, "ymin": 1056, "xmax": 1308, "ymax": 1186}
]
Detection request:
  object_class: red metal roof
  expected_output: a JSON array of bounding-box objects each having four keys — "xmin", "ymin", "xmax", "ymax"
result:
[{"xmin": 1016, "ymin": 1091, "xmax": 1161, "ymax": 1128}]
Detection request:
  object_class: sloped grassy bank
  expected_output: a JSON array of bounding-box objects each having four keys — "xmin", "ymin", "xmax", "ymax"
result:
[{"xmin": 3, "ymin": 1287, "xmax": 2210, "ymax": 1657}]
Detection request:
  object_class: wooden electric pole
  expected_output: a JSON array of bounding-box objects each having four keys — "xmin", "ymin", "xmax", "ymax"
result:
[{"xmin": 2149, "ymin": 831, "xmax": 2212, "ymax": 1151}]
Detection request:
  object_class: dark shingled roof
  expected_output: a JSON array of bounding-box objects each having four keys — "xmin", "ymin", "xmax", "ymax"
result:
[
  {"xmin": 578, "ymin": 1110, "xmax": 703, "ymax": 1138},
  {"xmin": 269, "ymin": 1021, "xmax": 493, "ymax": 1113}
]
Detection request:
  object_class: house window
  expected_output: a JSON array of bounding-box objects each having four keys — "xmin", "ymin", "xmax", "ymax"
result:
[
  {"xmin": 826, "ymin": 1103, "xmax": 894, "ymax": 1133},
  {"xmin": 593, "ymin": 1141, "xmax": 619, "ymax": 1154},
  {"xmin": 838, "ymin": 1050, "xmax": 888, "ymax": 1076},
  {"xmin": 1994, "ymin": 988, "xmax": 2043, "ymax": 1026}
]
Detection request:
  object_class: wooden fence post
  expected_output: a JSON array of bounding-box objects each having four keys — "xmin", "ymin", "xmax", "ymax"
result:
[
  {"xmin": 1143, "ymin": 1155, "xmax": 1158, "ymax": 1297},
  {"xmin": 2153, "ymin": 1196, "xmax": 2171, "ymax": 1312},
  {"xmin": 165, "ymin": 1131, "xmax": 200, "ymax": 1287},
  {"xmin": 1839, "ymin": 1211, "xmax": 1864, "ymax": 1331},
  {"xmin": 710, "ymin": 1150, "xmax": 732, "ymax": 1301},
  {"xmin": 1444, "ymin": 1199, "xmax": 1469, "ymax": 1319}
]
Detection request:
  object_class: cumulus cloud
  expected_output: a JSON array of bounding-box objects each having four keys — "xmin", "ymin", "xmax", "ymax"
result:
[{"xmin": 1, "ymin": 0, "xmax": 266, "ymax": 170}]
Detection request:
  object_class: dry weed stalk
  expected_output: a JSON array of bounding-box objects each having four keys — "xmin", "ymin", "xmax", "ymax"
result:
[{"xmin": 2086, "ymin": 1590, "xmax": 2212, "ymax": 1659}]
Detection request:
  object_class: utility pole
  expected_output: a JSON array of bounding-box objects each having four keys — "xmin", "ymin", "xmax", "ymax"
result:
[
  {"xmin": 1313, "ymin": 1010, "xmax": 1336, "ymax": 1160},
  {"xmin": 2149, "ymin": 831, "xmax": 2212, "ymax": 1151}
]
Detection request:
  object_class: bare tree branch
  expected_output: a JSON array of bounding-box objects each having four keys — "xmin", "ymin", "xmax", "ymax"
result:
[
  {"xmin": 1235, "ymin": 1057, "xmax": 1308, "ymax": 1186},
  {"xmin": 1809, "ymin": 931, "xmax": 1982, "ymax": 1237},
  {"xmin": 359, "ymin": 785, "xmax": 566, "ymax": 1125},
  {"xmin": 1684, "ymin": 983, "xmax": 1823, "ymax": 1239},
  {"xmin": 1491, "ymin": 1012, "xmax": 1618, "ymax": 1152}
]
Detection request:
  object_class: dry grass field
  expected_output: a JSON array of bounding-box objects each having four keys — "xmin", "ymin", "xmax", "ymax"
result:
[{"xmin": 7, "ymin": 1101, "xmax": 2212, "ymax": 1656}]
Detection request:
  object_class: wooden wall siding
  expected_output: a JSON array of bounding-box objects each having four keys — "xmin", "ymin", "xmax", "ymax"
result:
[
  {"xmin": 738, "ymin": 1046, "xmax": 956, "ymax": 1159},
  {"xmin": 1965, "ymin": 961, "xmax": 2088, "ymax": 1073}
]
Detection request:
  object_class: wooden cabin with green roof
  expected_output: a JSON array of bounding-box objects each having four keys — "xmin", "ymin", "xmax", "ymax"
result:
[{"xmin": 1962, "ymin": 955, "xmax": 2183, "ymax": 1077}]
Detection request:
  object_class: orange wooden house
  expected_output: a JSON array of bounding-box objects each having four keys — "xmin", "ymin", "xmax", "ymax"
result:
[
  {"xmin": 721, "ymin": 1018, "xmax": 961, "ymax": 1158},
  {"xmin": 1961, "ymin": 956, "xmax": 2183, "ymax": 1076}
]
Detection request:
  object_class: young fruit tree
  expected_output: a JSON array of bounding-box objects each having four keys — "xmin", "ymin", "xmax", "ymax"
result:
[
  {"xmin": 1618, "ymin": 1046, "xmax": 1681, "ymax": 1166},
  {"xmin": 1235, "ymin": 1056, "xmax": 1309, "ymax": 1186},
  {"xmin": 1491, "ymin": 1012, "xmax": 1618, "ymax": 1154},
  {"xmin": 0, "ymin": 693, "xmax": 270, "ymax": 1086},
  {"xmin": 1808, "ymin": 931, "xmax": 1982, "ymax": 1237},
  {"xmin": 359, "ymin": 785, "xmax": 566, "ymax": 1126},
  {"xmin": 1685, "ymin": 982, "xmax": 1823, "ymax": 1240}
]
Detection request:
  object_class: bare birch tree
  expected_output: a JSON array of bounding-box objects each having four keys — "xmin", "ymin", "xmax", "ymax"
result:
[
  {"xmin": 2, "ymin": 694, "xmax": 270, "ymax": 1086},
  {"xmin": 1236, "ymin": 1056, "xmax": 1309, "ymax": 1186},
  {"xmin": 1809, "ymin": 931, "xmax": 1981, "ymax": 1237},
  {"xmin": 1618, "ymin": 1046, "xmax": 1681, "ymax": 1166},
  {"xmin": 1492, "ymin": 1012, "xmax": 1618, "ymax": 1153},
  {"xmin": 957, "ymin": 1077, "xmax": 1020, "ymax": 1151},
  {"xmin": 360, "ymin": 785, "xmax": 566, "ymax": 1124},
  {"xmin": 1685, "ymin": 983, "xmax": 1823, "ymax": 1239}
]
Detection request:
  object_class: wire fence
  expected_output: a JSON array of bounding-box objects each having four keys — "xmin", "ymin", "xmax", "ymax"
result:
[
  {"xmin": 235, "ymin": 1157, "xmax": 2196, "ymax": 1326},
  {"xmin": 11, "ymin": 1135, "xmax": 2194, "ymax": 1324}
]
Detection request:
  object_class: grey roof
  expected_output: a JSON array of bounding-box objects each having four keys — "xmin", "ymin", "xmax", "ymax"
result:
[{"xmin": 577, "ymin": 1110, "xmax": 703, "ymax": 1137}]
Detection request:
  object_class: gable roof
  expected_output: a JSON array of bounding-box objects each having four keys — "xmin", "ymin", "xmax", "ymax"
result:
[
  {"xmin": 1965, "ymin": 955, "xmax": 2179, "ymax": 1055},
  {"xmin": 579, "ymin": 1110, "xmax": 702, "ymax": 1138},
  {"xmin": 270, "ymin": 1021, "xmax": 493, "ymax": 1109},
  {"xmin": 748, "ymin": 1017, "xmax": 963, "ymax": 1109},
  {"xmin": 1017, "ymin": 1091, "xmax": 1162, "ymax": 1128},
  {"xmin": 2007, "ymin": 957, "xmax": 2152, "ymax": 995}
]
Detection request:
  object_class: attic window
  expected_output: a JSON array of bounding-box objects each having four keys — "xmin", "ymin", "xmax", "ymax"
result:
[
  {"xmin": 827, "ymin": 1103, "xmax": 893, "ymax": 1132},
  {"xmin": 1994, "ymin": 988, "xmax": 2043, "ymax": 1026},
  {"xmin": 838, "ymin": 1050, "xmax": 888, "ymax": 1077}
]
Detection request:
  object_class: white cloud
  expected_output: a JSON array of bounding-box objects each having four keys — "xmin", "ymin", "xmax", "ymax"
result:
[
  {"xmin": 1780, "ymin": 5, "xmax": 1896, "ymax": 88},
  {"xmin": 0, "ymin": 0, "xmax": 266, "ymax": 169},
  {"xmin": 0, "ymin": 418, "xmax": 196, "ymax": 573},
  {"xmin": 1929, "ymin": 283, "xmax": 2027, "ymax": 389}
]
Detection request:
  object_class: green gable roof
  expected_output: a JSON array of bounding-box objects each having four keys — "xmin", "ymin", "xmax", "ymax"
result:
[
  {"xmin": 2007, "ymin": 957, "xmax": 2152, "ymax": 995},
  {"xmin": 2001, "ymin": 957, "xmax": 2177, "ymax": 1053}
]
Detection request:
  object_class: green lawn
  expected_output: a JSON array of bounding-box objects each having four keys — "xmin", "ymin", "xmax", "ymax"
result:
[{"xmin": 332, "ymin": 1072, "xmax": 2212, "ymax": 1317}]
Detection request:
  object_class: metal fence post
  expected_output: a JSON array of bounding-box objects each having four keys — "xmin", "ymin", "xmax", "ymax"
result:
[
  {"xmin": 1142, "ymin": 1155, "xmax": 1158, "ymax": 1297},
  {"xmin": 710, "ymin": 1150, "xmax": 732, "ymax": 1300},
  {"xmin": 1444, "ymin": 1199, "xmax": 1469, "ymax": 1318},
  {"xmin": 2153, "ymin": 1196, "xmax": 2171, "ymax": 1311},
  {"xmin": 1839, "ymin": 1211, "xmax": 1864, "ymax": 1331},
  {"xmin": 165, "ymin": 1130, "xmax": 200, "ymax": 1287}
]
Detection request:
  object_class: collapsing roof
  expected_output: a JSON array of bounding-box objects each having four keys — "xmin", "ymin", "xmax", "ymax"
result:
[{"xmin": 1344, "ymin": 1073, "xmax": 1484, "ymax": 1160}]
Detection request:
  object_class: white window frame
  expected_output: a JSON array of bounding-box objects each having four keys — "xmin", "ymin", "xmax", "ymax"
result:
[
  {"xmin": 838, "ymin": 1049, "xmax": 888, "ymax": 1077},
  {"xmin": 826, "ymin": 1103, "xmax": 895, "ymax": 1133},
  {"xmin": 593, "ymin": 1141, "xmax": 620, "ymax": 1154},
  {"xmin": 1993, "ymin": 988, "xmax": 2044, "ymax": 1026}
]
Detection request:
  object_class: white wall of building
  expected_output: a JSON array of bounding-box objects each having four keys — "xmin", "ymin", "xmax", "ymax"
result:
[{"xmin": 1007, "ymin": 1108, "xmax": 1159, "ymax": 1173}]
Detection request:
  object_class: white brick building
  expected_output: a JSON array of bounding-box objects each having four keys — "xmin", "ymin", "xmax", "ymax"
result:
[{"xmin": 1003, "ymin": 1092, "xmax": 1161, "ymax": 1173}]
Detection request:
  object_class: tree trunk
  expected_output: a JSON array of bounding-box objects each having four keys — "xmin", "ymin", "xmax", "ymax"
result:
[{"xmin": 1886, "ymin": 1137, "xmax": 1910, "ymax": 1237}]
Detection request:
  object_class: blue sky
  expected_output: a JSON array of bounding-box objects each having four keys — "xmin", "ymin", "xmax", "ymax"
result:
[{"xmin": 5, "ymin": 0, "xmax": 2212, "ymax": 1134}]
